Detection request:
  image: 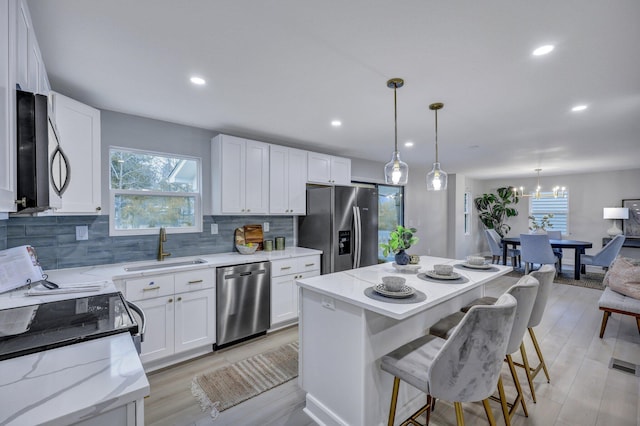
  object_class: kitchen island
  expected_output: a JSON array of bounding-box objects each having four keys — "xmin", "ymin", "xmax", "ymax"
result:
[{"xmin": 296, "ymin": 256, "xmax": 512, "ymax": 426}]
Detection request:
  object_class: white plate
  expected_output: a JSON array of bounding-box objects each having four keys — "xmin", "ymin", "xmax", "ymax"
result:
[
  {"xmin": 392, "ymin": 263, "xmax": 421, "ymax": 273},
  {"xmin": 425, "ymin": 270, "xmax": 462, "ymax": 280},
  {"xmin": 373, "ymin": 283, "xmax": 415, "ymax": 298},
  {"xmin": 461, "ymin": 262, "xmax": 492, "ymax": 270}
]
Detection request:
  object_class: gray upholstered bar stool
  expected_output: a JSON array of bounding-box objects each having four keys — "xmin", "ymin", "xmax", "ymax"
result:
[
  {"xmin": 381, "ymin": 293, "xmax": 517, "ymax": 426},
  {"xmin": 430, "ymin": 275, "xmax": 539, "ymax": 426},
  {"xmin": 514, "ymin": 265, "xmax": 556, "ymax": 402}
]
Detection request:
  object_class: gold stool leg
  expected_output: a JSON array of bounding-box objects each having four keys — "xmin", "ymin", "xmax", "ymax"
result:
[
  {"xmin": 506, "ymin": 354, "xmax": 528, "ymax": 417},
  {"xmin": 388, "ymin": 377, "xmax": 400, "ymax": 426},
  {"xmin": 519, "ymin": 342, "xmax": 537, "ymax": 402},
  {"xmin": 425, "ymin": 395, "xmax": 432, "ymax": 425},
  {"xmin": 529, "ymin": 327, "xmax": 550, "ymax": 383},
  {"xmin": 496, "ymin": 377, "xmax": 511, "ymax": 426},
  {"xmin": 482, "ymin": 398, "xmax": 496, "ymax": 426},
  {"xmin": 454, "ymin": 402, "xmax": 465, "ymax": 426}
]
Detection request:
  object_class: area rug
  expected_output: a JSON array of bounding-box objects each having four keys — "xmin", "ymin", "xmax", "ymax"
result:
[
  {"xmin": 506, "ymin": 269, "xmax": 605, "ymax": 290},
  {"xmin": 191, "ymin": 340, "xmax": 299, "ymax": 419}
]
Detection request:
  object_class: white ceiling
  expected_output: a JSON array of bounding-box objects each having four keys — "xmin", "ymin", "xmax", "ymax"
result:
[{"xmin": 27, "ymin": 0, "xmax": 640, "ymax": 180}]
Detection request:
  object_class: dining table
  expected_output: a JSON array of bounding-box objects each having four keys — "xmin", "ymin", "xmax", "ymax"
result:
[{"xmin": 502, "ymin": 236, "xmax": 593, "ymax": 280}]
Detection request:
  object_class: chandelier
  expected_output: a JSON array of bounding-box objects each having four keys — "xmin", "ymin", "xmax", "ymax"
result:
[
  {"xmin": 512, "ymin": 168, "xmax": 567, "ymax": 199},
  {"xmin": 383, "ymin": 78, "xmax": 409, "ymax": 185}
]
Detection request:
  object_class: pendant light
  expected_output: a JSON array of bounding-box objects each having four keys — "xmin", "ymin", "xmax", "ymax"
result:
[
  {"xmin": 426, "ymin": 102, "xmax": 447, "ymax": 191},
  {"xmin": 384, "ymin": 78, "xmax": 409, "ymax": 185}
]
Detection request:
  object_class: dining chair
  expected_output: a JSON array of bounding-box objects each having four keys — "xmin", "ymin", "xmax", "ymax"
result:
[
  {"xmin": 513, "ymin": 265, "xmax": 556, "ymax": 401},
  {"xmin": 519, "ymin": 233, "xmax": 558, "ymax": 274},
  {"xmin": 430, "ymin": 275, "xmax": 539, "ymax": 425},
  {"xmin": 382, "ymin": 293, "xmax": 517, "ymax": 426},
  {"xmin": 580, "ymin": 234, "xmax": 626, "ymax": 273},
  {"xmin": 486, "ymin": 229, "xmax": 521, "ymax": 267},
  {"xmin": 546, "ymin": 230, "xmax": 563, "ymax": 270}
]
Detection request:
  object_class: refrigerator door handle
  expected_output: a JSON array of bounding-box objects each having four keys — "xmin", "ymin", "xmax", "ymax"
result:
[{"xmin": 353, "ymin": 206, "xmax": 361, "ymax": 269}]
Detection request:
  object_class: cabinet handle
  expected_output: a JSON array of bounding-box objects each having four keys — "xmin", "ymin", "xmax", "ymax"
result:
[
  {"xmin": 280, "ymin": 266, "xmax": 292, "ymax": 270},
  {"xmin": 305, "ymin": 263, "xmax": 315, "ymax": 267},
  {"xmin": 96, "ymin": 206, "xmax": 102, "ymax": 211},
  {"xmin": 168, "ymin": 298, "xmax": 173, "ymax": 303},
  {"xmin": 142, "ymin": 286, "xmax": 161, "ymax": 292},
  {"xmin": 247, "ymin": 209, "xmax": 251, "ymax": 212},
  {"xmin": 177, "ymin": 297, "xmax": 182, "ymax": 301},
  {"xmin": 188, "ymin": 279, "xmax": 204, "ymax": 284}
]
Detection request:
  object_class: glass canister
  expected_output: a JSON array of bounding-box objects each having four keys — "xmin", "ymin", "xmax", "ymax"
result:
[
  {"xmin": 263, "ymin": 240, "xmax": 273, "ymax": 251},
  {"xmin": 275, "ymin": 236, "xmax": 285, "ymax": 250}
]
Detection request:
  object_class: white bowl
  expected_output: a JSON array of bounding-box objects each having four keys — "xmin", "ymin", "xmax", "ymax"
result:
[
  {"xmin": 466, "ymin": 256, "xmax": 486, "ymax": 266},
  {"xmin": 381, "ymin": 276, "xmax": 406, "ymax": 292},
  {"xmin": 236, "ymin": 244, "xmax": 258, "ymax": 255},
  {"xmin": 434, "ymin": 264, "xmax": 454, "ymax": 276}
]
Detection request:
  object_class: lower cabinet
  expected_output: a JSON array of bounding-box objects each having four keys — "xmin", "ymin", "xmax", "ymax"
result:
[
  {"xmin": 271, "ymin": 255, "xmax": 320, "ymax": 327},
  {"xmin": 122, "ymin": 269, "xmax": 216, "ymax": 365}
]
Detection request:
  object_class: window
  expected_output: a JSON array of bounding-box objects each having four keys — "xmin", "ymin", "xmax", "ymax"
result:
[
  {"xmin": 109, "ymin": 147, "xmax": 202, "ymax": 236},
  {"xmin": 378, "ymin": 184, "xmax": 404, "ymax": 262},
  {"xmin": 464, "ymin": 192, "xmax": 471, "ymax": 235},
  {"xmin": 529, "ymin": 192, "xmax": 569, "ymax": 234}
]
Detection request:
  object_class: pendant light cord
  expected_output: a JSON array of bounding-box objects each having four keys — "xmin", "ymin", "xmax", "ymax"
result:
[
  {"xmin": 434, "ymin": 108, "xmax": 439, "ymax": 162},
  {"xmin": 394, "ymin": 86, "xmax": 398, "ymax": 152}
]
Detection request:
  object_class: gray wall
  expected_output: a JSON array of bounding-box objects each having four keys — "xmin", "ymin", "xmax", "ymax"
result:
[{"xmin": 0, "ymin": 110, "xmax": 294, "ymax": 270}]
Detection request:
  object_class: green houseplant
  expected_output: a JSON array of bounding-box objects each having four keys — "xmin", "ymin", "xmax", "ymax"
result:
[
  {"xmin": 380, "ymin": 225, "xmax": 418, "ymax": 265},
  {"xmin": 474, "ymin": 187, "xmax": 520, "ymax": 238}
]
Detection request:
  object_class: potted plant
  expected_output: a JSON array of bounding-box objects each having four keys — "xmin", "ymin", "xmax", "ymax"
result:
[
  {"xmin": 380, "ymin": 225, "xmax": 418, "ymax": 265},
  {"xmin": 529, "ymin": 213, "xmax": 554, "ymax": 233},
  {"xmin": 474, "ymin": 187, "xmax": 520, "ymax": 238}
]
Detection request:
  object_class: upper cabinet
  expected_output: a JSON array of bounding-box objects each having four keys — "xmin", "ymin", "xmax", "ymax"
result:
[
  {"xmin": 15, "ymin": 0, "xmax": 49, "ymax": 95},
  {"xmin": 269, "ymin": 145, "xmax": 307, "ymax": 215},
  {"xmin": 0, "ymin": 0, "xmax": 16, "ymax": 212},
  {"xmin": 50, "ymin": 91, "xmax": 102, "ymax": 214},
  {"xmin": 211, "ymin": 134, "xmax": 269, "ymax": 215},
  {"xmin": 307, "ymin": 152, "xmax": 351, "ymax": 186}
]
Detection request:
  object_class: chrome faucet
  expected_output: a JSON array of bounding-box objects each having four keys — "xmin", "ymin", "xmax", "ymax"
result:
[{"xmin": 158, "ymin": 227, "xmax": 171, "ymax": 261}]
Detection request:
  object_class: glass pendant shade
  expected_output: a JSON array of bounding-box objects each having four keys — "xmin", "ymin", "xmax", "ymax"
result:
[
  {"xmin": 385, "ymin": 151, "xmax": 409, "ymax": 185},
  {"xmin": 427, "ymin": 162, "xmax": 447, "ymax": 191}
]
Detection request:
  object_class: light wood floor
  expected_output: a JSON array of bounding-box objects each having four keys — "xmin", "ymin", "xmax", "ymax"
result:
[{"xmin": 145, "ymin": 277, "xmax": 640, "ymax": 426}]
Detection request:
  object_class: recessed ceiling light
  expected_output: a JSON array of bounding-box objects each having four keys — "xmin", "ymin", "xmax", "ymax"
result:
[
  {"xmin": 190, "ymin": 76, "xmax": 206, "ymax": 85},
  {"xmin": 404, "ymin": 141, "xmax": 414, "ymax": 147},
  {"xmin": 532, "ymin": 45, "xmax": 555, "ymax": 56},
  {"xmin": 331, "ymin": 120, "xmax": 342, "ymax": 127},
  {"xmin": 571, "ymin": 104, "xmax": 588, "ymax": 112}
]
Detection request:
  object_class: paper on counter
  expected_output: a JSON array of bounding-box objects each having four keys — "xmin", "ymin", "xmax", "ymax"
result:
[{"xmin": 24, "ymin": 281, "xmax": 108, "ymax": 296}]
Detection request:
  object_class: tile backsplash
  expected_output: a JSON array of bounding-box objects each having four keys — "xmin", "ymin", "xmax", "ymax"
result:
[{"xmin": 0, "ymin": 215, "xmax": 294, "ymax": 271}]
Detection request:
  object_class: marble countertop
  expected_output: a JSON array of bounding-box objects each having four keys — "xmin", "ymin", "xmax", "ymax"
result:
[
  {"xmin": 296, "ymin": 256, "xmax": 512, "ymax": 320},
  {"xmin": 0, "ymin": 333, "xmax": 149, "ymax": 425}
]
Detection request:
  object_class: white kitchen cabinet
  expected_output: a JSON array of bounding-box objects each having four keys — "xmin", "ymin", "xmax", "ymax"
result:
[
  {"xmin": 307, "ymin": 151, "xmax": 351, "ymax": 185},
  {"xmin": 212, "ymin": 134, "xmax": 269, "ymax": 215},
  {"xmin": 269, "ymin": 145, "xmax": 307, "ymax": 215},
  {"xmin": 271, "ymin": 255, "xmax": 320, "ymax": 327},
  {"xmin": 50, "ymin": 91, "xmax": 102, "ymax": 214},
  {"xmin": 123, "ymin": 269, "xmax": 216, "ymax": 367},
  {"xmin": 15, "ymin": 0, "xmax": 48, "ymax": 95},
  {"xmin": 0, "ymin": 0, "xmax": 16, "ymax": 212}
]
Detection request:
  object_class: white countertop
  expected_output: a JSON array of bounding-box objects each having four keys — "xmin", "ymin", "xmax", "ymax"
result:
[
  {"xmin": 296, "ymin": 256, "xmax": 512, "ymax": 320},
  {"xmin": 0, "ymin": 333, "xmax": 149, "ymax": 426}
]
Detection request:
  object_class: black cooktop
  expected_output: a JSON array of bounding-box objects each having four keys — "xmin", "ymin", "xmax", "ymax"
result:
[{"xmin": 0, "ymin": 292, "xmax": 138, "ymax": 361}]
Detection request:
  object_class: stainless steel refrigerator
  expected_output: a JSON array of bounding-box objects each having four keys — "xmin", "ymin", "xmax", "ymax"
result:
[{"xmin": 298, "ymin": 185, "xmax": 378, "ymax": 275}]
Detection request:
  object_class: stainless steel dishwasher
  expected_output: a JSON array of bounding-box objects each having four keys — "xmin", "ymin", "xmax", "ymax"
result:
[{"xmin": 216, "ymin": 261, "xmax": 271, "ymax": 348}]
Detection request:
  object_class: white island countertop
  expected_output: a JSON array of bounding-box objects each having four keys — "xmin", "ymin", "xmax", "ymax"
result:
[
  {"xmin": 296, "ymin": 256, "xmax": 512, "ymax": 320},
  {"xmin": 0, "ymin": 333, "xmax": 149, "ymax": 426}
]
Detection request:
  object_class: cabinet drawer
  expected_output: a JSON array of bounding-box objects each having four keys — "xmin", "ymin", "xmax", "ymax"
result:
[
  {"xmin": 175, "ymin": 269, "xmax": 215, "ymax": 293},
  {"xmin": 125, "ymin": 275, "xmax": 174, "ymax": 301},
  {"xmin": 297, "ymin": 256, "xmax": 320, "ymax": 273},
  {"xmin": 271, "ymin": 259, "xmax": 299, "ymax": 277}
]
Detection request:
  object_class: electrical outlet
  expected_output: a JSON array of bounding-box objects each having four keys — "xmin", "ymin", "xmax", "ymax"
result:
[
  {"xmin": 211, "ymin": 223, "xmax": 218, "ymax": 234},
  {"xmin": 263, "ymin": 222, "xmax": 270, "ymax": 232},
  {"xmin": 75, "ymin": 226, "xmax": 88, "ymax": 241}
]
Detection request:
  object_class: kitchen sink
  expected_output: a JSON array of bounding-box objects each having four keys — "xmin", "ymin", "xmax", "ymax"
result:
[{"xmin": 123, "ymin": 258, "xmax": 208, "ymax": 272}]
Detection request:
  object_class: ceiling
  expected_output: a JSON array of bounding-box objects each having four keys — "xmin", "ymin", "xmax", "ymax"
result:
[{"xmin": 27, "ymin": 0, "xmax": 640, "ymax": 180}]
